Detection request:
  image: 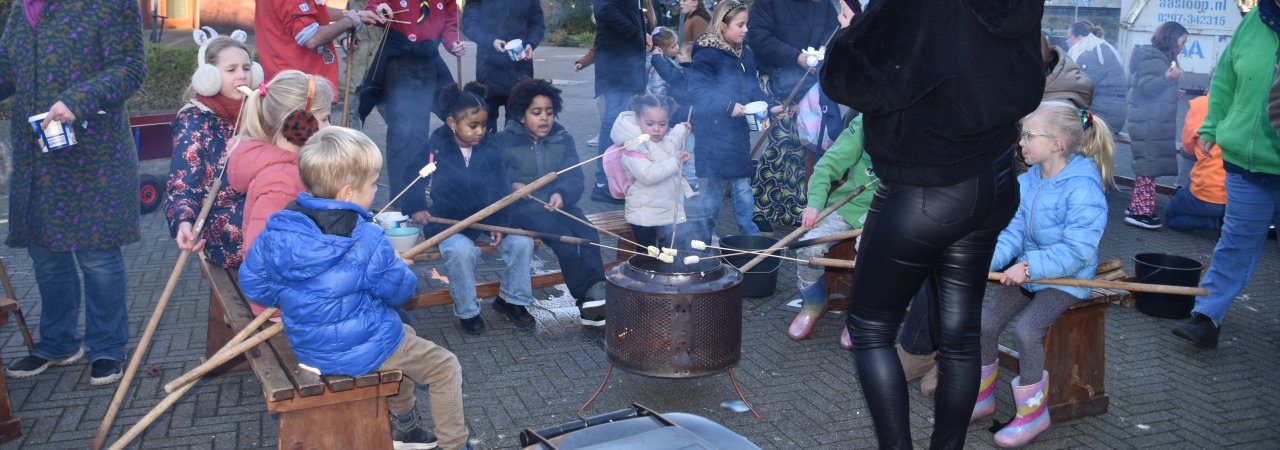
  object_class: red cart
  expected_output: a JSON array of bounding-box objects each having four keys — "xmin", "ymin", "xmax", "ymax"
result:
[{"xmin": 130, "ymin": 112, "xmax": 176, "ymax": 214}]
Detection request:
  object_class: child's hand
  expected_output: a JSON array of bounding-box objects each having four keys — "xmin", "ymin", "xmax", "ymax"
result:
[
  {"xmin": 175, "ymin": 221, "xmax": 206, "ymax": 253},
  {"xmin": 512, "ymin": 181, "xmax": 526, "ymax": 193},
  {"xmin": 651, "ymin": 46, "xmax": 663, "ymax": 56},
  {"xmin": 575, "ymin": 62, "xmax": 584, "ymax": 71},
  {"xmin": 1000, "ymin": 261, "xmax": 1029, "ymax": 286},
  {"xmin": 493, "ymin": 39, "xmax": 507, "ymax": 53},
  {"xmin": 411, "ymin": 211, "xmax": 431, "ymax": 225},
  {"xmin": 837, "ymin": 1, "xmax": 855, "ymax": 28},
  {"xmin": 545, "ymin": 193, "xmax": 564, "ymax": 210},
  {"xmin": 770, "ymin": 104, "xmax": 789, "ymax": 118},
  {"xmin": 800, "ymin": 207, "xmax": 819, "ymax": 230},
  {"xmin": 677, "ymin": 151, "xmax": 691, "ymax": 163},
  {"xmin": 489, "ymin": 231, "xmax": 504, "ymax": 246},
  {"xmin": 400, "ymin": 257, "xmax": 415, "ymax": 266},
  {"xmin": 731, "ymin": 103, "xmax": 745, "ymax": 118}
]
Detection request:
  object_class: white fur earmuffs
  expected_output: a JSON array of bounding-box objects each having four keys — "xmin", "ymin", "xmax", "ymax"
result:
[{"xmin": 191, "ymin": 27, "xmax": 264, "ymax": 97}]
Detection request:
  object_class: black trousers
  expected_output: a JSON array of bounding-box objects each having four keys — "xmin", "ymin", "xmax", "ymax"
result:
[
  {"xmin": 847, "ymin": 148, "xmax": 1018, "ymax": 449},
  {"xmin": 509, "ymin": 202, "xmax": 606, "ymax": 301}
]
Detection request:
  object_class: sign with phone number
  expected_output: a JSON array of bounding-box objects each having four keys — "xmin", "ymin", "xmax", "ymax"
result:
[{"xmin": 1155, "ymin": 12, "xmax": 1229, "ymax": 26}]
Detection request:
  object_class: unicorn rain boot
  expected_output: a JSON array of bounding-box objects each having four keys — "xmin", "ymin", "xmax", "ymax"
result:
[
  {"xmin": 994, "ymin": 372, "xmax": 1050, "ymax": 448},
  {"xmin": 971, "ymin": 362, "xmax": 999, "ymax": 423},
  {"xmin": 788, "ymin": 279, "xmax": 827, "ymax": 340}
]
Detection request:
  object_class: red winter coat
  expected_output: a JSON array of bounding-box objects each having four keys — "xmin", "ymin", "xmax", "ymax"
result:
[{"xmin": 227, "ymin": 139, "xmax": 307, "ymax": 255}]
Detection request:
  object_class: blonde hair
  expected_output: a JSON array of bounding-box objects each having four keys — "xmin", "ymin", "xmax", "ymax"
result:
[
  {"xmin": 242, "ymin": 70, "xmax": 333, "ymax": 144},
  {"xmin": 1030, "ymin": 101, "xmax": 1117, "ymax": 191},
  {"xmin": 709, "ymin": 0, "xmax": 748, "ymax": 45},
  {"xmin": 297, "ymin": 127, "xmax": 383, "ymax": 199}
]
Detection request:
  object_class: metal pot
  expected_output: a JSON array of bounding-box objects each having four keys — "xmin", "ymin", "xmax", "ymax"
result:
[{"xmin": 605, "ymin": 255, "xmax": 743, "ymax": 378}]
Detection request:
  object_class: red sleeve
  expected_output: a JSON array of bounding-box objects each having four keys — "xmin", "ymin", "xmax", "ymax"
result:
[
  {"xmin": 276, "ymin": 0, "xmax": 321, "ymax": 37},
  {"xmin": 441, "ymin": 1, "xmax": 459, "ymax": 48}
]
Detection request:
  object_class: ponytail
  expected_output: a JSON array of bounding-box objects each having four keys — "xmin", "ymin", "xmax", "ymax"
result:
[
  {"xmin": 1079, "ymin": 111, "xmax": 1117, "ymax": 191},
  {"xmin": 241, "ymin": 70, "xmax": 333, "ymax": 144},
  {"xmin": 436, "ymin": 81, "xmax": 489, "ymax": 121}
]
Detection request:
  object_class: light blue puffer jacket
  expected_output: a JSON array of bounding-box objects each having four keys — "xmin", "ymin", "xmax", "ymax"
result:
[
  {"xmin": 239, "ymin": 194, "xmax": 416, "ymax": 376},
  {"xmin": 989, "ymin": 155, "xmax": 1108, "ymax": 299}
]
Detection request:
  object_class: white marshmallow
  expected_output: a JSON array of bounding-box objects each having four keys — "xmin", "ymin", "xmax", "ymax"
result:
[
  {"xmin": 647, "ymin": 246, "xmax": 660, "ymax": 257},
  {"xmin": 691, "ymin": 240, "xmax": 707, "ymax": 250},
  {"xmin": 657, "ymin": 254, "xmax": 675, "ymax": 264},
  {"xmin": 418, "ymin": 162, "xmax": 437, "ymax": 178},
  {"xmin": 683, "ymin": 255, "xmax": 700, "ymax": 265},
  {"xmin": 661, "ymin": 247, "xmax": 677, "ymax": 256}
]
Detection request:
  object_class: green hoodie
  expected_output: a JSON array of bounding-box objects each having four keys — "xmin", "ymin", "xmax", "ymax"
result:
[
  {"xmin": 806, "ymin": 115, "xmax": 878, "ymax": 226},
  {"xmin": 1198, "ymin": 10, "xmax": 1280, "ymax": 175}
]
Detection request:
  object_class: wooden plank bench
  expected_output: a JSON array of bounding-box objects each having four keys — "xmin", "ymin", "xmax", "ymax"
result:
[
  {"xmin": 403, "ymin": 210, "xmax": 635, "ymax": 309},
  {"xmin": 821, "ymin": 249, "xmax": 1125, "ymax": 422},
  {"xmin": 204, "ymin": 262, "xmax": 403, "ymax": 449}
]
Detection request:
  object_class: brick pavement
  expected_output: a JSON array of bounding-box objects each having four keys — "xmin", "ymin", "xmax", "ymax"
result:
[{"xmin": 0, "ymin": 45, "xmax": 1277, "ymax": 449}]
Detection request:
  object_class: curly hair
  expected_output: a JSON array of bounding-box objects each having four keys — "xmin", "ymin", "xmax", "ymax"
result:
[{"xmin": 506, "ymin": 77, "xmax": 563, "ymax": 119}]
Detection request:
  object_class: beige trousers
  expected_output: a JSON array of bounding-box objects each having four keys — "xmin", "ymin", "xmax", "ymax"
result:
[{"xmin": 379, "ymin": 324, "xmax": 468, "ymax": 450}]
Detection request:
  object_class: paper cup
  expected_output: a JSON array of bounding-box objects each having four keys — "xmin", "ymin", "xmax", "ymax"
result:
[
  {"xmin": 744, "ymin": 101, "xmax": 769, "ymax": 132},
  {"xmin": 28, "ymin": 113, "xmax": 77, "ymax": 153},
  {"xmin": 385, "ymin": 226, "xmax": 421, "ymax": 252},
  {"xmin": 374, "ymin": 211, "xmax": 409, "ymax": 229},
  {"xmin": 504, "ymin": 39, "xmax": 525, "ymax": 61}
]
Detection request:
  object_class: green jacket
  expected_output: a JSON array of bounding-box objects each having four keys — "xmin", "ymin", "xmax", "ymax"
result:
[
  {"xmin": 806, "ymin": 116, "xmax": 877, "ymax": 226},
  {"xmin": 1199, "ymin": 10, "xmax": 1280, "ymax": 175}
]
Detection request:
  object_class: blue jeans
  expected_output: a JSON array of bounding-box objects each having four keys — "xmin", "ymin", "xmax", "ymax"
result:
[
  {"xmin": 1193, "ymin": 172, "xmax": 1280, "ymax": 324},
  {"xmin": 1165, "ymin": 187, "xmax": 1225, "ymax": 231},
  {"xmin": 438, "ymin": 234, "xmax": 535, "ymax": 320},
  {"xmin": 594, "ymin": 91, "xmax": 632, "ymax": 187},
  {"xmin": 28, "ymin": 244, "xmax": 128, "ymax": 363},
  {"xmin": 696, "ymin": 176, "xmax": 760, "ymax": 242}
]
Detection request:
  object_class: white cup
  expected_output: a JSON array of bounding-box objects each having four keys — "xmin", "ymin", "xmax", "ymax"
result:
[
  {"xmin": 28, "ymin": 113, "xmax": 77, "ymax": 153},
  {"xmin": 504, "ymin": 39, "xmax": 525, "ymax": 61},
  {"xmin": 743, "ymin": 101, "xmax": 769, "ymax": 132},
  {"xmin": 374, "ymin": 211, "xmax": 409, "ymax": 229}
]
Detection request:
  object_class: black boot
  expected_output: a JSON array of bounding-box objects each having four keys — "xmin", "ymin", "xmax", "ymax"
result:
[{"xmin": 1171, "ymin": 313, "xmax": 1219, "ymax": 349}]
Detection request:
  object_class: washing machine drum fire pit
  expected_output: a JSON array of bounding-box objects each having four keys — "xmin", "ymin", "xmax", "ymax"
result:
[{"xmin": 605, "ymin": 255, "xmax": 744, "ymax": 378}]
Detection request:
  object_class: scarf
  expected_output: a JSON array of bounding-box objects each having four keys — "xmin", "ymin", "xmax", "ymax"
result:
[
  {"xmin": 1067, "ymin": 34, "xmax": 1111, "ymax": 67},
  {"xmin": 23, "ymin": 0, "xmax": 45, "ymax": 28},
  {"xmin": 195, "ymin": 94, "xmax": 244, "ymax": 124},
  {"xmin": 1261, "ymin": 0, "xmax": 1280, "ymax": 38}
]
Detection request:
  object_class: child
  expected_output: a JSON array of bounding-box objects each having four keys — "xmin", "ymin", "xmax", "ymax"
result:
[
  {"xmin": 648, "ymin": 27, "xmax": 697, "ymax": 189},
  {"xmin": 494, "ymin": 78, "xmax": 608, "ymax": 326},
  {"xmin": 686, "ymin": 0, "xmax": 780, "ymax": 241},
  {"xmin": 227, "ymin": 70, "xmax": 333, "ymax": 316},
  {"xmin": 406, "ymin": 82, "xmax": 537, "ymax": 335},
  {"xmin": 646, "ymin": 27, "xmax": 679, "ymax": 98},
  {"xmin": 612, "ymin": 94, "xmax": 693, "ymax": 248},
  {"xmin": 460, "ymin": 0, "xmax": 545, "ymax": 132},
  {"xmin": 166, "ymin": 32, "xmax": 261, "ymax": 269},
  {"xmin": 789, "ymin": 114, "xmax": 876, "ymax": 342},
  {"xmin": 972, "ymin": 101, "xmax": 1114, "ymax": 448},
  {"xmin": 238, "ymin": 127, "xmax": 469, "ymax": 450},
  {"xmin": 1166, "ymin": 84, "xmax": 1226, "ymax": 231}
]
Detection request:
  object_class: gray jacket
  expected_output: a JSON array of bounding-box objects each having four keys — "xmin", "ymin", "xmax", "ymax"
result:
[{"xmin": 1125, "ymin": 45, "xmax": 1180, "ymax": 178}]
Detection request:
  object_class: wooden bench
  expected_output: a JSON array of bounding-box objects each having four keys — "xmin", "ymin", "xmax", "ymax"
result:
[
  {"xmin": 402, "ymin": 210, "xmax": 635, "ymax": 309},
  {"xmin": 204, "ymin": 262, "xmax": 404, "ymax": 449},
  {"xmin": 821, "ymin": 251, "xmax": 1125, "ymax": 422}
]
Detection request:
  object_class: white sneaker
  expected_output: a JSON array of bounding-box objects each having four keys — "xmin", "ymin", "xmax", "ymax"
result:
[{"xmin": 587, "ymin": 135, "xmax": 599, "ymax": 147}]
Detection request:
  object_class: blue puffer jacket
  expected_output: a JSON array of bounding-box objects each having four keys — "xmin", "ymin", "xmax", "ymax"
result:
[
  {"xmin": 688, "ymin": 33, "xmax": 768, "ymax": 179},
  {"xmin": 988, "ymin": 155, "xmax": 1107, "ymax": 299},
  {"xmin": 239, "ymin": 193, "xmax": 416, "ymax": 376}
]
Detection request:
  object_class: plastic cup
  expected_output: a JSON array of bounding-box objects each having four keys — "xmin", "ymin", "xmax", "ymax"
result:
[
  {"xmin": 374, "ymin": 211, "xmax": 409, "ymax": 229},
  {"xmin": 743, "ymin": 101, "xmax": 769, "ymax": 132},
  {"xmin": 28, "ymin": 113, "xmax": 77, "ymax": 153},
  {"xmin": 504, "ymin": 39, "xmax": 525, "ymax": 61}
]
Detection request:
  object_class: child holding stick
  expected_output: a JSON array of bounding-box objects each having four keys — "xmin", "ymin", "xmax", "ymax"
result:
[
  {"xmin": 239, "ymin": 127, "xmax": 469, "ymax": 450},
  {"xmin": 495, "ymin": 77, "xmax": 608, "ymax": 326},
  {"xmin": 407, "ymin": 81, "xmax": 537, "ymax": 335},
  {"xmin": 612, "ymin": 94, "xmax": 692, "ymax": 248},
  {"xmin": 973, "ymin": 101, "xmax": 1114, "ymax": 447}
]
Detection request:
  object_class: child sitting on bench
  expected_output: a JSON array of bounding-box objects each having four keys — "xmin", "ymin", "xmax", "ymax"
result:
[{"xmin": 239, "ymin": 127, "xmax": 470, "ymax": 450}]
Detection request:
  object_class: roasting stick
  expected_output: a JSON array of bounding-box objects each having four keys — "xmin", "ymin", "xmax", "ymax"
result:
[
  {"xmin": 787, "ymin": 229, "xmax": 861, "ymax": 249},
  {"xmin": 110, "ymin": 306, "xmax": 281, "ymax": 450},
  {"xmin": 425, "ymin": 216, "xmax": 657, "ymax": 260},
  {"xmin": 666, "ymin": 107, "xmax": 695, "ymax": 251},
  {"xmin": 682, "ymin": 252, "xmax": 855, "ymax": 269},
  {"xmin": 341, "ymin": 30, "xmax": 356, "ymax": 127},
  {"xmin": 747, "ymin": 27, "xmax": 840, "ymax": 159},
  {"xmin": 375, "ymin": 157, "xmax": 437, "ymax": 218},
  {"xmin": 164, "ymin": 322, "xmax": 286, "ymax": 393},
  {"xmin": 737, "ymin": 179, "xmax": 878, "ymax": 273},
  {"xmin": 528, "ymin": 195, "xmax": 646, "ymax": 249},
  {"xmin": 985, "ymin": 273, "xmax": 1209, "ymax": 296},
  {"xmin": 401, "ymin": 135, "xmax": 651, "ymax": 259}
]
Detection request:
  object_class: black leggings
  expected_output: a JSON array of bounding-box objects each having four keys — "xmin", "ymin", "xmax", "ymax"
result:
[{"xmin": 847, "ymin": 148, "xmax": 1018, "ymax": 449}]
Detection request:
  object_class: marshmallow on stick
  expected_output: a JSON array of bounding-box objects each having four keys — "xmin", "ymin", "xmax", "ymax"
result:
[
  {"xmin": 683, "ymin": 255, "xmax": 700, "ymax": 265},
  {"xmin": 646, "ymin": 246, "xmax": 661, "ymax": 257},
  {"xmin": 657, "ymin": 254, "xmax": 675, "ymax": 264},
  {"xmin": 691, "ymin": 240, "xmax": 708, "ymax": 250},
  {"xmin": 376, "ymin": 154, "xmax": 436, "ymax": 218},
  {"xmin": 661, "ymin": 247, "xmax": 678, "ymax": 256}
]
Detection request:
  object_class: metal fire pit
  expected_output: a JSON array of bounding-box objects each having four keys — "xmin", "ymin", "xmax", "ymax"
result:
[{"xmin": 605, "ymin": 254, "xmax": 744, "ymax": 378}]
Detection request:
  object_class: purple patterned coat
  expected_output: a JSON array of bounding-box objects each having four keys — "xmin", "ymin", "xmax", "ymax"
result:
[{"xmin": 0, "ymin": 0, "xmax": 146, "ymax": 251}]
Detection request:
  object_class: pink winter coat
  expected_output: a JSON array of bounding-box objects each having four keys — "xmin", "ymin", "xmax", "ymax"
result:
[{"xmin": 227, "ymin": 139, "xmax": 307, "ymax": 256}]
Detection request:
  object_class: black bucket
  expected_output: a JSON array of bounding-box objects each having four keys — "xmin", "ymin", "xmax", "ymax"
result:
[
  {"xmin": 719, "ymin": 235, "xmax": 781, "ymax": 298},
  {"xmin": 1132, "ymin": 253, "xmax": 1204, "ymax": 319}
]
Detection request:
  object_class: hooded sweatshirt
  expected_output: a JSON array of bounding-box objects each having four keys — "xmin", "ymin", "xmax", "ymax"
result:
[
  {"xmin": 226, "ymin": 139, "xmax": 308, "ymax": 256},
  {"xmin": 989, "ymin": 154, "xmax": 1107, "ymax": 299},
  {"xmin": 1198, "ymin": 10, "xmax": 1280, "ymax": 177},
  {"xmin": 238, "ymin": 193, "xmax": 416, "ymax": 376},
  {"xmin": 1043, "ymin": 46, "xmax": 1094, "ymax": 109},
  {"xmin": 610, "ymin": 111, "xmax": 693, "ymax": 226}
]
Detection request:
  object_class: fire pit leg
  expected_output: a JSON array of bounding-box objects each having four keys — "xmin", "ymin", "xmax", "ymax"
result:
[
  {"xmin": 726, "ymin": 368, "xmax": 762, "ymax": 419},
  {"xmin": 579, "ymin": 364, "xmax": 615, "ymax": 413}
]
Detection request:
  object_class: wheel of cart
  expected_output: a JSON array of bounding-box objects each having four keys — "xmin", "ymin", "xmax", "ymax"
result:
[{"xmin": 130, "ymin": 113, "xmax": 177, "ymax": 215}]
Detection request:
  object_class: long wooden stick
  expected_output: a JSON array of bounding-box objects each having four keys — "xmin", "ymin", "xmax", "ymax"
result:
[
  {"xmin": 986, "ymin": 273, "xmax": 1208, "ymax": 296},
  {"xmin": 666, "ymin": 108, "xmax": 695, "ymax": 251},
  {"xmin": 425, "ymin": 216, "xmax": 592, "ymax": 245},
  {"xmin": 92, "ymin": 178, "xmax": 225, "ymax": 450},
  {"xmin": 162, "ymin": 322, "xmax": 285, "ymax": 393},
  {"xmin": 528, "ymin": 195, "xmax": 645, "ymax": 248},
  {"xmin": 162, "ymin": 305, "xmax": 280, "ymax": 393},
  {"xmin": 341, "ymin": 30, "xmax": 355, "ymax": 127},
  {"xmin": 787, "ymin": 229, "xmax": 861, "ymax": 249},
  {"xmin": 747, "ymin": 27, "xmax": 840, "ymax": 159},
  {"xmin": 738, "ymin": 179, "xmax": 877, "ymax": 272}
]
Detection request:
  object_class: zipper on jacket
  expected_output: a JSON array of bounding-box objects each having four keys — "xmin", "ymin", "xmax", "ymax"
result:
[{"xmin": 1028, "ymin": 182, "xmax": 1044, "ymax": 243}]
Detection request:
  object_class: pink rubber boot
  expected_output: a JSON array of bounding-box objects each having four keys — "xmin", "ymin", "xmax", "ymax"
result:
[
  {"xmin": 994, "ymin": 372, "xmax": 1050, "ymax": 448},
  {"xmin": 970, "ymin": 362, "xmax": 999, "ymax": 423}
]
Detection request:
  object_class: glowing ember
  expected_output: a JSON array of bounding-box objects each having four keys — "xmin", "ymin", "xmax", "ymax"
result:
[
  {"xmin": 617, "ymin": 328, "xmax": 630, "ymax": 339},
  {"xmin": 429, "ymin": 268, "xmax": 449, "ymax": 284}
]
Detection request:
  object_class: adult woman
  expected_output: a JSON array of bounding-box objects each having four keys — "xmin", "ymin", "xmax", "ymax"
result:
[
  {"xmin": 1124, "ymin": 21, "xmax": 1187, "ymax": 229},
  {"xmin": 821, "ymin": 0, "xmax": 1043, "ymax": 447},
  {"xmin": 1067, "ymin": 21, "xmax": 1127, "ymax": 132},
  {"xmin": 461, "ymin": 0, "xmax": 545, "ymax": 132},
  {"xmin": 679, "ymin": 0, "xmax": 711, "ymax": 44},
  {"xmin": 0, "ymin": 0, "xmax": 146, "ymax": 385},
  {"xmin": 1171, "ymin": 4, "xmax": 1280, "ymax": 349}
]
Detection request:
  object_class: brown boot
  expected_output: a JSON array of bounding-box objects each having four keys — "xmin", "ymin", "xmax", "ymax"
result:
[
  {"xmin": 920, "ymin": 364, "xmax": 938, "ymax": 398},
  {"xmin": 896, "ymin": 344, "xmax": 937, "ymax": 381}
]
